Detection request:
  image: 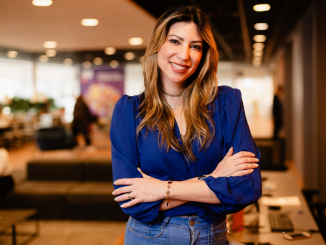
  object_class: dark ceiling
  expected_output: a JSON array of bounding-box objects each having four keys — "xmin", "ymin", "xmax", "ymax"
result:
[{"xmin": 133, "ymin": 0, "xmax": 313, "ymax": 62}]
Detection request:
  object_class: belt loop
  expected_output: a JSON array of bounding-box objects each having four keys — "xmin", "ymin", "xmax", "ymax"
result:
[{"xmin": 161, "ymin": 216, "xmax": 171, "ymax": 228}]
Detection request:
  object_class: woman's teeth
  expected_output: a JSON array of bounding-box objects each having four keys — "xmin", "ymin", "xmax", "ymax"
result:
[{"xmin": 171, "ymin": 62, "xmax": 187, "ymax": 70}]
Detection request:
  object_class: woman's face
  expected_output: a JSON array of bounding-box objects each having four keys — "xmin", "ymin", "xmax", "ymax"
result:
[{"xmin": 157, "ymin": 21, "xmax": 203, "ymax": 89}]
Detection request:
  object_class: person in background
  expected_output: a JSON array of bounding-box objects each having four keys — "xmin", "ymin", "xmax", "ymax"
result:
[
  {"xmin": 0, "ymin": 148, "xmax": 14, "ymax": 203},
  {"xmin": 272, "ymin": 86, "xmax": 284, "ymax": 138},
  {"xmin": 111, "ymin": 6, "xmax": 261, "ymax": 245},
  {"xmin": 72, "ymin": 95, "xmax": 95, "ymax": 146}
]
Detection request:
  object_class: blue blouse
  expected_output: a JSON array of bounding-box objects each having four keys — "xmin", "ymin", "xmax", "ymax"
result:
[{"xmin": 111, "ymin": 86, "xmax": 262, "ymax": 223}]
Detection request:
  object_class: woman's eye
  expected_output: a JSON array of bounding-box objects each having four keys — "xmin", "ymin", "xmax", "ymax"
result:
[
  {"xmin": 170, "ymin": 39, "xmax": 180, "ymax": 44},
  {"xmin": 192, "ymin": 45, "xmax": 201, "ymax": 50}
]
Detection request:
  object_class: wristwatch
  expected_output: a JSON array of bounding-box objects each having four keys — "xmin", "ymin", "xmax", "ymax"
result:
[{"xmin": 198, "ymin": 174, "xmax": 208, "ymax": 181}]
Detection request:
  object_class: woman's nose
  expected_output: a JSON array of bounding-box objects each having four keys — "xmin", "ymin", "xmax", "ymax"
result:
[{"xmin": 176, "ymin": 46, "xmax": 190, "ymax": 61}]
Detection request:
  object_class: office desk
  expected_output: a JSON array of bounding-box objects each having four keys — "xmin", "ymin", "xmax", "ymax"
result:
[{"xmin": 228, "ymin": 171, "xmax": 325, "ymax": 245}]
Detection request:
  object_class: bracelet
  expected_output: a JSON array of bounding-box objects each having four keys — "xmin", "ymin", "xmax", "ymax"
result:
[
  {"xmin": 198, "ymin": 174, "xmax": 208, "ymax": 181},
  {"xmin": 166, "ymin": 181, "xmax": 172, "ymax": 207}
]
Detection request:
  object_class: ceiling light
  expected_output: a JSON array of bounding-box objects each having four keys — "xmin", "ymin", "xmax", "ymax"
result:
[
  {"xmin": 253, "ymin": 50, "xmax": 264, "ymax": 56},
  {"xmin": 253, "ymin": 56, "xmax": 262, "ymax": 60},
  {"xmin": 81, "ymin": 19, "xmax": 99, "ymax": 26},
  {"xmin": 253, "ymin": 35, "xmax": 266, "ymax": 42},
  {"xmin": 7, "ymin": 51, "xmax": 18, "ymax": 58},
  {"xmin": 43, "ymin": 41, "xmax": 57, "ymax": 49},
  {"xmin": 82, "ymin": 61, "xmax": 92, "ymax": 69},
  {"xmin": 129, "ymin": 37, "xmax": 143, "ymax": 45},
  {"xmin": 32, "ymin": 0, "xmax": 53, "ymax": 6},
  {"xmin": 252, "ymin": 60, "xmax": 262, "ymax": 66},
  {"xmin": 63, "ymin": 58, "xmax": 73, "ymax": 66},
  {"xmin": 104, "ymin": 47, "xmax": 116, "ymax": 55},
  {"xmin": 253, "ymin": 4, "xmax": 271, "ymax": 12},
  {"xmin": 93, "ymin": 57, "xmax": 103, "ymax": 65},
  {"xmin": 254, "ymin": 23, "xmax": 269, "ymax": 30},
  {"xmin": 253, "ymin": 43, "xmax": 265, "ymax": 50},
  {"xmin": 139, "ymin": 56, "xmax": 144, "ymax": 63},
  {"xmin": 45, "ymin": 49, "xmax": 57, "ymax": 57},
  {"xmin": 39, "ymin": 55, "xmax": 49, "ymax": 63},
  {"xmin": 124, "ymin": 52, "xmax": 135, "ymax": 60},
  {"xmin": 109, "ymin": 60, "xmax": 119, "ymax": 68}
]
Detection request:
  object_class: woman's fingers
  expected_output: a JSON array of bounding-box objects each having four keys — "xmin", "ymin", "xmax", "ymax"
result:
[
  {"xmin": 230, "ymin": 151, "xmax": 255, "ymax": 160},
  {"xmin": 121, "ymin": 198, "xmax": 139, "ymax": 208},
  {"xmin": 115, "ymin": 192, "xmax": 135, "ymax": 202},
  {"xmin": 233, "ymin": 157, "xmax": 259, "ymax": 166},
  {"xmin": 234, "ymin": 163, "xmax": 259, "ymax": 172},
  {"xmin": 112, "ymin": 186, "xmax": 133, "ymax": 196},
  {"xmin": 114, "ymin": 178, "xmax": 137, "ymax": 186},
  {"xmin": 137, "ymin": 168, "xmax": 153, "ymax": 179},
  {"xmin": 231, "ymin": 169, "xmax": 254, "ymax": 177}
]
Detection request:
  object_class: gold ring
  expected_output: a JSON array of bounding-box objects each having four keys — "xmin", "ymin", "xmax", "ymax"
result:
[{"xmin": 128, "ymin": 192, "xmax": 132, "ymax": 200}]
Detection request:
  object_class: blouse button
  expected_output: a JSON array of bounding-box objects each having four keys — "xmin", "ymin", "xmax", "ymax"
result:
[{"xmin": 190, "ymin": 220, "xmax": 194, "ymax": 226}]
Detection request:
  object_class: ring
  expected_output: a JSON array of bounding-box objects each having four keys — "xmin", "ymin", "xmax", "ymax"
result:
[{"xmin": 128, "ymin": 192, "xmax": 132, "ymax": 200}]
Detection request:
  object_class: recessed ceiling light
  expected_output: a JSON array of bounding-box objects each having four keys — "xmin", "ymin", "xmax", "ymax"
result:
[
  {"xmin": 7, "ymin": 51, "xmax": 18, "ymax": 58},
  {"xmin": 253, "ymin": 43, "xmax": 265, "ymax": 50},
  {"xmin": 253, "ymin": 50, "xmax": 264, "ymax": 56},
  {"xmin": 129, "ymin": 37, "xmax": 143, "ymax": 45},
  {"xmin": 109, "ymin": 60, "xmax": 119, "ymax": 68},
  {"xmin": 45, "ymin": 49, "xmax": 57, "ymax": 57},
  {"xmin": 43, "ymin": 41, "xmax": 57, "ymax": 49},
  {"xmin": 254, "ymin": 23, "xmax": 269, "ymax": 30},
  {"xmin": 63, "ymin": 58, "xmax": 73, "ymax": 66},
  {"xmin": 252, "ymin": 60, "xmax": 262, "ymax": 66},
  {"xmin": 104, "ymin": 47, "xmax": 116, "ymax": 55},
  {"xmin": 32, "ymin": 0, "xmax": 53, "ymax": 7},
  {"xmin": 253, "ymin": 4, "xmax": 271, "ymax": 12},
  {"xmin": 93, "ymin": 57, "xmax": 103, "ymax": 65},
  {"xmin": 253, "ymin": 56, "xmax": 262, "ymax": 60},
  {"xmin": 82, "ymin": 61, "xmax": 92, "ymax": 69},
  {"xmin": 39, "ymin": 55, "xmax": 49, "ymax": 63},
  {"xmin": 125, "ymin": 52, "xmax": 135, "ymax": 60},
  {"xmin": 81, "ymin": 19, "xmax": 99, "ymax": 26},
  {"xmin": 253, "ymin": 35, "xmax": 266, "ymax": 42}
]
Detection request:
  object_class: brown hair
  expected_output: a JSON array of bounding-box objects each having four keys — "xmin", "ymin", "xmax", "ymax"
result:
[{"xmin": 136, "ymin": 6, "xmax": 219, "ymax": 162}]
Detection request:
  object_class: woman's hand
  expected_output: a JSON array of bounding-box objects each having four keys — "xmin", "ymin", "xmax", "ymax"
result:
[
  {"xmin": 210, "ymin": 147, "xmax": 259, "ymax": 178},
  {"xmin": 112, "ymin": 168, "xmax": 166, "ymax": 208}
]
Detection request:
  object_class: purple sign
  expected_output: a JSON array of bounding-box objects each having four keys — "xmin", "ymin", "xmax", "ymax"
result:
[{"xmin": 80, "ymin": 66, "xmax": 124, "ymax": 117}]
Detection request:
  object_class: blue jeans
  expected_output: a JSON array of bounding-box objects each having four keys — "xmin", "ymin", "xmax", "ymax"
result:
[{"xmin": 124, "ymin": 216, "xmax": 227, "ymax": 245}]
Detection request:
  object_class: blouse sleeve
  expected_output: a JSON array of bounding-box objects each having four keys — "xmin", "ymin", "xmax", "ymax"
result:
[
  {"xmin": 203, "ymin": 88, "xmax": 262, "ymax": 215},
  {"xmin": 110, "ymin": 95, "xmax": 164, "ymax": 222}
]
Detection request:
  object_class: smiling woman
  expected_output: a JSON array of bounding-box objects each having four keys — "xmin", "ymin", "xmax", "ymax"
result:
[{"xmin": 111, "ymin": 6, "xmax": 262, "ymax": 245}]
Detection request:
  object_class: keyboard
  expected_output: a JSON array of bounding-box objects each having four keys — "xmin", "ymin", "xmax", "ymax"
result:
[{"xmin": 268, "ymin": 212, "xmax": 294, "ymax": 232}]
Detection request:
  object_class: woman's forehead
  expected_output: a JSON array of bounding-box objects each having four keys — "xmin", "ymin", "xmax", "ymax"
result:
[{"xmin": 167, "ymin": 22, "xmax": 202, "ymax": 41}]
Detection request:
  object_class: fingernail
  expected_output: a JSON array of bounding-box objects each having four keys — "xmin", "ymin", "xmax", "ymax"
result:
[
  {"xmin": 255, "ymin": 164, "xmax": 259, "ymax": 167},
  {"xmin": 251, "ymin": 169, "xmax": 254, "ymax": 172},
  {"xmin": 114, "ymin": 181, "xmax": 116, "ymax": 185},
  {"xmin": 255, "ymin": 158, "xmax": 259, "ymax": 162},
  {"xmin": 112, "ymin": 191, "xmax": 115, "ymax": 195},
  {"xmin": 252, "ymin": 153, "xmax": 255, "ymax": 156},
  {"xmin": 121, "ymin": 204, "xmax": 125, "ymax": 208},
  {"xmin": 114, "ymin": 198, "xmax": 117, "ymax": 201}
]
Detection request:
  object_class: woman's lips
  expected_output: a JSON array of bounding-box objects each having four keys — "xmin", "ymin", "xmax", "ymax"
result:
[{"xmin": 170, "ymin": 62, "xmax": 189, "ymax": 74}]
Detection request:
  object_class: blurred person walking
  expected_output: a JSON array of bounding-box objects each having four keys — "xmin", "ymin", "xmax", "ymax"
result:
[
  {"xmin": 72, "ymin": 95, "xmax": 95, "ymax": 146},
  {"xmin": 0, "ymin": 148, "xmax": 14, "ymax": 204},
  {"xmin": 272, "ymin": 86, "xmax": 284, "ymax": 138}
]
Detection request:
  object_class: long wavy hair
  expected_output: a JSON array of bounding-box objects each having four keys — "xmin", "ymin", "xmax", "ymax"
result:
[{"xmin": 136, "ymin": 6, "xmax": 219, "ymax": 162}]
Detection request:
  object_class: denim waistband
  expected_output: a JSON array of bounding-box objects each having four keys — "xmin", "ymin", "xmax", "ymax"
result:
[{"xmin": 156, "ymin": 215, "xmax": 226, "ymax": 230}]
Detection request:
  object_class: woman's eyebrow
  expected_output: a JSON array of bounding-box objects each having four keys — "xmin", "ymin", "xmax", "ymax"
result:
[{"xmin": 168, "ymin": 34, "xmax": 203, "ymax": 44}]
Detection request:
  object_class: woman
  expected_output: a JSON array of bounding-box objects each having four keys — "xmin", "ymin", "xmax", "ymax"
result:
[{"xmin": 111, "ymin": 6, "xmax": 261, "ymax": 245}]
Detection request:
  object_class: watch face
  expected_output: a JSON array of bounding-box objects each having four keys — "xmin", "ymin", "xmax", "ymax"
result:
[{"xmin": 198, "ymin": 175, "xmax": 208, "ymax": 180}]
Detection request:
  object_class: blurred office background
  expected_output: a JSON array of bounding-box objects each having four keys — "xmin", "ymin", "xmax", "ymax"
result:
[{"xmin": 0, "ymin": 0, "xmax": 325, "ymax": 244}]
